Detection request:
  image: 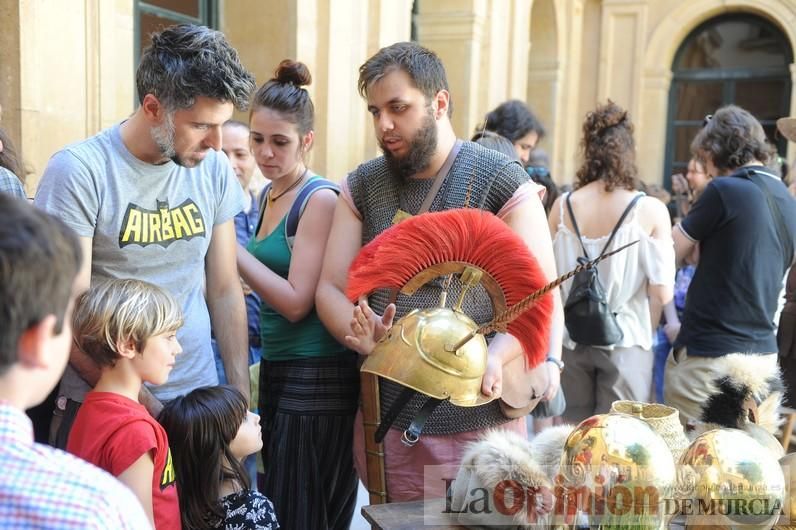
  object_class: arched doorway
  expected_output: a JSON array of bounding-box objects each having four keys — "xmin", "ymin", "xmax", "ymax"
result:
[{"xmin": 664, "ymin": 13, "xmax": 792, "ymax": 181}]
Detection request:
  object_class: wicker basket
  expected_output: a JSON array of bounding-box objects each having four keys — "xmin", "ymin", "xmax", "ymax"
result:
[{"xmin": 611, "ymin": 400, "xmax": 690, "ymax": 462}]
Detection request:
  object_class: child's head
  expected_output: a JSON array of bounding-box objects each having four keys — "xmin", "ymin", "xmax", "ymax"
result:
[
  {"xmin": 159, "ymin": 385, "xmax": 262, "ymax": 529},
  {"xmin": 0, "ymin": 195, "xmax": 82, "ymax": 408},
  {"xmin": 72, "ymin": 278, "xmax": 183, "ymax": 385}
]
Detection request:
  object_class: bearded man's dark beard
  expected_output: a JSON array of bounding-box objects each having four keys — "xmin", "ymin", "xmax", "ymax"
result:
[{"xmin": 381, "ymin": 112, "xmax": 438, "ymax": 181}]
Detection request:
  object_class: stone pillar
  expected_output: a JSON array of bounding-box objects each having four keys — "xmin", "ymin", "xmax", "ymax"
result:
[
  {"xmin": 638, "ymin": 68, "xmax": 673, "ymax": 185},
  {"xmin": 553, "ymin": 0, "xmax": 586, "ymax": 185},
  {"xmin": 597, "ymin": 1, "xmax": 648, "ymax": 119},
  {"xmin": 507, "ymin": 0, "xmax": 534, "ymax": 100},
  {"xmin": 527, "ymin": 0, "xmax": 563, "ymax": 178},
  {"xmin": 3, "ymin": 0, "xmax": 134, "ymax": 194}
]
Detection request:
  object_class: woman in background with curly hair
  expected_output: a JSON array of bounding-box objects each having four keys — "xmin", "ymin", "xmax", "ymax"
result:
[{"xmin": 547, "ymin": 101, "xmax": 674, "ymax": 422}]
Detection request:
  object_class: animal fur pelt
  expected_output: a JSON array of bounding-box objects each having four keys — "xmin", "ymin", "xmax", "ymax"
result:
[
  {"xmin": 528, "ymin": 424, "xmax": 575, "ymax": 481},
  {"xmin": 449, "ymin": 430, "xmax": 552, "ymax": 529},
  {"xmin": 696, "ymin": 353, "xmax": 784, "ymax": 436}
]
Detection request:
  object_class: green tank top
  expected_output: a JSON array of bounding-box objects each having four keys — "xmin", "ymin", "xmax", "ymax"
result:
[{"xmin": 246, "ymin": 211, "xmax": 346, "ymax": 361}]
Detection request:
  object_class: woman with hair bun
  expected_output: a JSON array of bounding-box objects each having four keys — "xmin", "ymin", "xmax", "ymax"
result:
[
  {"xmin": 547, "ymin": 101, "xmax": 674, "ymax": 423},
  {"xmin": 235, "ymin": 60, "xmax": 358, "ymax": 529}
]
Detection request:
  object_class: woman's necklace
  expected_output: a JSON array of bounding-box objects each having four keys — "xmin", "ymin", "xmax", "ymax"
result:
[{"xmin": 267, "ymin": 168, "xmax": 308, "ymax": 208}]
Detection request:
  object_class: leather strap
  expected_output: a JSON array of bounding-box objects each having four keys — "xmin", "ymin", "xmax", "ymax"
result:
[
  {"xmin": 374, "ymin": 387, "xmax": 415, "ymax": 443},
  {"xmin": 565, "ymin": 191, "xmax": 644, "ymax": 259},
  {"xmin": 743, "ymin": 169, "xmax": 794, "ymax": 271},
  {"xmin": 417, "ymin": 140, "xmax": 463, "ymax": 215},
  {"xmin": 402, "ymin": 395, "xmax": 444, "ymax": 446}
]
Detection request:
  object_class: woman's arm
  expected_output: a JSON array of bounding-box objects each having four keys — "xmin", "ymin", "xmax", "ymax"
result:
[{"xmin": 237, "ymin": 188, "xmax": 337, "ymax": 323}]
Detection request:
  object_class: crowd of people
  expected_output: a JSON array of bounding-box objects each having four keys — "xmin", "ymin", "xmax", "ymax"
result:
[{"xmin": 1, "ymin": 21, "xmax": 795, "ymax": 530}]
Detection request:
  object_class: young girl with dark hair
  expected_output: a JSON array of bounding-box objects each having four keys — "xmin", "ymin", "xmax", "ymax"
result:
[{"xmin": 158, "ymin": 385, "xmax": 279, "ymax": 530}]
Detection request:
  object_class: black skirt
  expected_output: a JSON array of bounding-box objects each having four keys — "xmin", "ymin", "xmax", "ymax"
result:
[{"xmin": 259, "ymin": 355, "xmax": 359, "ymax": 530}]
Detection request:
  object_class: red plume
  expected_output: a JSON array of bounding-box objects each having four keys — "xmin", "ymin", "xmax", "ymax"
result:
[{"xmin": 346, "ymin": 208, "xmax": 552, "ymax": 368}]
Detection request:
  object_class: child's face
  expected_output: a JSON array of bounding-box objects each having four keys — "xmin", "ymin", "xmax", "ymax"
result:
[
  {"xmin": 229, "ymin": 410, "xmax": 263, "ymax": 461},
  {"xmin": 133, "ymin": 330, "xmax": 182, "ymax": 385}
]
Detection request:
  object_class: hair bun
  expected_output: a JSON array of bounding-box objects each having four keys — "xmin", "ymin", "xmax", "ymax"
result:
[{"xmin": 274, "ymin": 60, "xmax": 312, "ymax": 87}]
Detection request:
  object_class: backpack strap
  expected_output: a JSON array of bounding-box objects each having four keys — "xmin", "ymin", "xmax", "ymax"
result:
[
  {"xmin": 743, "ymin": 168, "xmax": 794, "ymax": 271},
  {"xmin": 566, "ymin": 191, "xmax": 644, "ymax": 259},
  {"xmin": 565, "ymin": 192, "xmax": 590, "ymax": 259},
  {"xmin": 285, "ymin": 176, "xmax": 340, "ymax": 252},
  {"xmin": 599, "ymin": 193, "xmax": 644, "ymax": 256}
]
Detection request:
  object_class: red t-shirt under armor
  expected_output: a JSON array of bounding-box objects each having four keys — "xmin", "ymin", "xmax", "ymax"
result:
[{"xmin": 67, "ymin": 391, "xmax": 181, "ymax": 529}]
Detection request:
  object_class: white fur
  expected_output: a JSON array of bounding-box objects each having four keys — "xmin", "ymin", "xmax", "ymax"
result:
[{"xmin": 529, "ymin": 424, "xmax": 575, "ymax": 480}]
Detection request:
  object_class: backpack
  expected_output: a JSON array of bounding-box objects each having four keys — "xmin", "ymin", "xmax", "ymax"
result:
[
  {"xmin": 563, "ymin": 192, "xmax": 643, "ymax": 347},
  {"xmin": 257, "ymin": 176, "xmax": 340, "ymax": 252}
]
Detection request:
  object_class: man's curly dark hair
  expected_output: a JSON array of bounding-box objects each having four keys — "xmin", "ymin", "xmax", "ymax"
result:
[
  {"xmin": 575, "ymin": 100, "xmax": 638, "ymax": 191},
  {"xmin": 136, "ymin": 24, "xmax": 255, "ymax": 111},
  {"xmin": 691, "ymin": 105, "xmax": 774, "ymax": 175}
]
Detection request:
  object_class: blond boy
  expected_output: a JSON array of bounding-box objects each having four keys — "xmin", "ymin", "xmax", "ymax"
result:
[{"xmin": 67, "ymin": 279, "xmax": 183, "ymax": 529}]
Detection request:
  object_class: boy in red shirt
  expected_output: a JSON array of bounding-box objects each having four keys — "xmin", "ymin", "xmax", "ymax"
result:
[{"xmin": 67, "ymin": 278, "xmax": 183, "ymax": 529}]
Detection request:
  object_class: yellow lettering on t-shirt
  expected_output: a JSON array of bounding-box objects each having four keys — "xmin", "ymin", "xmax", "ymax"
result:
[
  {"xmin": 160, "ymin": 448, "xmax": 176, "ymax": 490},
  {"xmin": 118, "ymin": 199, "xmax": 207, "ymax": 248},
  {"xmin": 120, "ymin": 209, "xmax": 142, "ymax": 243}
]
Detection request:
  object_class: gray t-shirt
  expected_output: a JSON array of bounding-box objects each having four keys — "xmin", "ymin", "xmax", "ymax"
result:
[{"xmin": 35, "ymin": 123, "xmax": 244, "ymax": 401}]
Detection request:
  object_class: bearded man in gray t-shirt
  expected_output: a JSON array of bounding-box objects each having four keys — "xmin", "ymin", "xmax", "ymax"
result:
[{"xmin": 35, "ymin": 24, "xmax": 256, "ymax": 447}]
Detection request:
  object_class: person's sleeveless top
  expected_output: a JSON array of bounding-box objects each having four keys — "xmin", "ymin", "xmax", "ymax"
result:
[
  {"xmin": 348, "ymin": 141, "xmax": 528, "ymax": 434},
  {"xmin": 247, "ymin": 176, "xmax": 347, "ymax": 361}
]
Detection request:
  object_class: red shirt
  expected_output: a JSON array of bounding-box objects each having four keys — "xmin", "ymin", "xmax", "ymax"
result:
[{"xmin": 67, "ymin": 391, "xmax": 181, "ymax": 529}]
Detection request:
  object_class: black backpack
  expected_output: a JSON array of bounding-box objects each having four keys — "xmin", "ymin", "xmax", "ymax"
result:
[{"xmin": 563, "ymin": 192, "xmax": 643, "ymax": 347}]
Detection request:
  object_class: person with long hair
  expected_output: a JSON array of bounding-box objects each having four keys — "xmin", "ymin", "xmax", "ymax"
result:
[
  {"xmin": 548, "ymin": 100, "xmax": 674, "ymax": 422},
  {"xmin": 158, "ymin": 386, "xmax": 278, "ymax": 530},
  {"xmin": 235, "ymin": 60, "xmax": 358, "ymax": 529}
]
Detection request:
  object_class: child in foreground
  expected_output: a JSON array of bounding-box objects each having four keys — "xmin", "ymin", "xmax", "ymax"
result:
[
  {"xmin": 159, "ymin": 385, "xmax": 279, "ymax": 530},
  {"xmin": 67, "ymin": 278, "xmax": 183, "ymax": 529}
]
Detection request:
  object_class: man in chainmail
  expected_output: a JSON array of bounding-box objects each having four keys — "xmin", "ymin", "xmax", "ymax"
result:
[{"xmin": 316, "ymin": 41, "xmax": 564, "ymax": 502}]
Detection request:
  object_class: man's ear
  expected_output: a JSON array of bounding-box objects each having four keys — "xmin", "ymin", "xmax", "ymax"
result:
[
  {"xmin": 17, "ymin": 315, "xmax": 58, "ymax": 369},
  {"xmin": 433, "ymin": 90, "xmax": 450, "ymax": 120},
  {"xmin": 141, "ymin": 94, "xmax": 166, "ymax": 123}
]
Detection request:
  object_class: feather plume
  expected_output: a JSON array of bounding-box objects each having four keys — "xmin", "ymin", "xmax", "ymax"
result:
[{"xmin": 346, "ymin": 208, "xmax": 553, "ymax": 368}]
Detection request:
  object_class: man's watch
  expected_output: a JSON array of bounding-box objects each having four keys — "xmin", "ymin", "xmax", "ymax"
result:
[{"xmin": 546, "ymin": 356, "xmax": 565, "ymax": 372}]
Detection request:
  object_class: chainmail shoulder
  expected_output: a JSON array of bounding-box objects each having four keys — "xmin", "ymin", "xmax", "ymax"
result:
[{"xmin": 352, "ymin": 141, "xmax": 531, "ymax": 434}]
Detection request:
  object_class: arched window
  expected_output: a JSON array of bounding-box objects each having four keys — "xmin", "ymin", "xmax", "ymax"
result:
[{"xmin": 664, "ymin": 14, "xmax": 792, "ymax": 180}]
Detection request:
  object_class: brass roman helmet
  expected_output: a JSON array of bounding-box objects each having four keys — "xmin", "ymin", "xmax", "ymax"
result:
[
  {"xmin": 347, "ymin": 209, "xmax": 637, "ymax": 444},
  {"xmin": 362, "ymin": 266, "xmax": 493, "ymax": 407}
]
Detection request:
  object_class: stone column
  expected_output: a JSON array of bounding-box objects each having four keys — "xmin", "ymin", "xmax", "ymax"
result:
[
  {"xmin": 2, "ymin": 0, "xmax": 134, "ymax": 193},
  {"xmin": 638, "ymin": 68, "xmax": 673, "ymax": 185}
]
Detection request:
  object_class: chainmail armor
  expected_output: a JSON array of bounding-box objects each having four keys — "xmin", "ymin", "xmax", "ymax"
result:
[{"xmin": 348, "ymin": 141, "xmax": 530, "ymax": 434}]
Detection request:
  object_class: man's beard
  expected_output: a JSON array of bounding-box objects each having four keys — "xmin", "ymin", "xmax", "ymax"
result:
[
  {"xmin": 150, "ymin": 112, "xmax": 196, "ymax": 168},
  {"xmin": 380, "ymin": 111, "xmax": 437, "ymax": 181}
]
